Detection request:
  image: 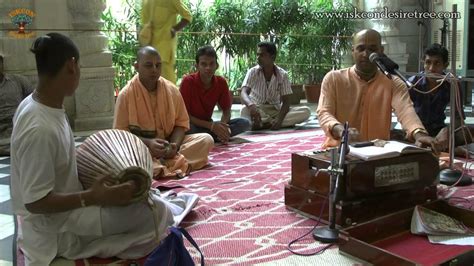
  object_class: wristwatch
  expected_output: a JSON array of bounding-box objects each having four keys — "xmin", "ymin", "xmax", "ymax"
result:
[{"xmin": 412, "ymin": 128, "xmax": 428, "ymax": 138}]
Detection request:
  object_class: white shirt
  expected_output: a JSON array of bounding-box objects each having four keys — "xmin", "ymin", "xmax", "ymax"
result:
[
  {"xmin": 10, "ymin": 95, "xmax": 102, "ymax": 265},
  {"xmin": 10, "ymin": 96, "xmax": 182, "ymax": 265},
  {"xmin": 241, "ymin": 65, "xmax": 293, "ymax": 106}
]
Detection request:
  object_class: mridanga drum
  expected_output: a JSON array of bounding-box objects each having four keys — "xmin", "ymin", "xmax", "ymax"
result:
[{"xmin": 76, "ymin": 129, "xmax": 153, "ymax": 202}]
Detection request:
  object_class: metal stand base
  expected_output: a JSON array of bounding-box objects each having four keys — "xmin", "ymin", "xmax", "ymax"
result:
[
  {"xmin": 313, "ymin": 226, "xmax": 339, "ymax": 243},
  {"xmin": 439, "ymin": 168, "xmax": 473, "ymax": 186}
]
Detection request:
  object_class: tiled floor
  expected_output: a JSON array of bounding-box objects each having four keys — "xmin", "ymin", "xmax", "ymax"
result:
[
  {"xmin": 0, "ymin": 157, "xmax": 13, "ymax": 265},
  {"xmin": 0, "ymin": 137, "xmax": 87, "ymax": 265},
  {"xmin": 0, "ymin": 101, "xmax": 472, "ymax": 265}
]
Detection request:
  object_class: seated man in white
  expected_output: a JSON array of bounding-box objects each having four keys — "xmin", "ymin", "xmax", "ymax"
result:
[
  {"xmin": 10, "ymin": 33, "xmax": 197, "ymax": 265},
  {"xmin": 240, "ymin": 41, "xmax": 311, "ymax": 130}
]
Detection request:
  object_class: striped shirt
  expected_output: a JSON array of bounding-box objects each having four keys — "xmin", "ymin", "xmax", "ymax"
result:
[{"xmin": 242, "ymin": 65, "xmax": 292, "ymax": 106}]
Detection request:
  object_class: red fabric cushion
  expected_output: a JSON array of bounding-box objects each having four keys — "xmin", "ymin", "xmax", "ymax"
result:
[{"xmin": 375, "ymin": 231, "xmax": 473, "ymax": 265}]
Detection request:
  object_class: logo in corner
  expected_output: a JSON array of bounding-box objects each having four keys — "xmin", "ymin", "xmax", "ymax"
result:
[{"xmin": 9, "ymin": 8, "xmax": 36, "ymax": 38}]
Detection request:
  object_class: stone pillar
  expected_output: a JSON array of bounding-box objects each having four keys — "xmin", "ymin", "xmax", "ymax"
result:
[
  {"xmin": 67, "ymin": 0, "xmax": 115, "ymax": 131},
  {"xmin": 0, "ymin": 0, "xmax": 115, "ymax": 132},
  {"xmin": 366, "ymin": 0, "xmax": 410, "ymax": 72}
]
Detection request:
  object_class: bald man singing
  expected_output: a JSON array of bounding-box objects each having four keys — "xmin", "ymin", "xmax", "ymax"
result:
[{"xmin": 316, "ymin": 29, "xmax": 440, "ymax": 151}]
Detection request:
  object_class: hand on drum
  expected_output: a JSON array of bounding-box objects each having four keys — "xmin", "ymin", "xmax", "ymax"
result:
[{"xmin": 89, "ymin": 175, "xmax": 138, "ymax": 206}]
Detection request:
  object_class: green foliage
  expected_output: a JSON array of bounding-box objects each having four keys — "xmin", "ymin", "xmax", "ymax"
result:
[
  {"xmin": 101, "ymin": 0, "xmax": 140, "ymax": 90},
  {"xmin": 282, "ymin": 0, "xmax": 355, "ymax": 84},
  {"xmin": 210, "ymin": 0, "xmax": 242, "ymax": 56},
  {"xmin": 207, "ymin": 0, "xmax": 257, "ymax": 90},
  {"xmin": 227, "ymin": 57, "xmax": 252, "ymax": 94},
  {"xmin": 176, "ymin": 0, "xmax": 214, "ymax": 81},
  {"xmin": 177, "ymin": 0, "xmax": 355, "ymax": 89},
  {"xmin": 103, "ymin": 0, "xmax": 355, "ymax": 91}
]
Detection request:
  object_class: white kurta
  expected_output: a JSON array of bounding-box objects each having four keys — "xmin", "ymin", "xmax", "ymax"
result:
[{"xmin": 10, "ymin": 95, "xmax": 179, "ymax": 265}]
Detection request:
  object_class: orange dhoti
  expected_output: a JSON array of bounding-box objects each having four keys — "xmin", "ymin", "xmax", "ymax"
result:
[{"xmin": 114, "ymin": 74, "xmax": 214, "ymax": 178}]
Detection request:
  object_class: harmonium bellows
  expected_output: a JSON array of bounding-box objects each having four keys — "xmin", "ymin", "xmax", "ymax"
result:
[{"xmin": 284, "ymin": 151, "xmax": 439, "ymax": 226}]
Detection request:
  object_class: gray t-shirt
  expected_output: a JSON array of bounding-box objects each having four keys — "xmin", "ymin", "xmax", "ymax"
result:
[{"xmin": 0, "ymin": 74, "xmax": 33, "ymax": 150}]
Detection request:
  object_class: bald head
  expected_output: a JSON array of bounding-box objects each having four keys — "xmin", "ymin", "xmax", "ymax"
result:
[
  {"xmin": 134, "ymin": 46, "xmax": 162, "ymax": 91},
  {"xmin": 137, "ymin": 46, "xmax": 160, "ymax": 62},
  {"xmin": 353, "ymin": 29, "xmax": 382, "ymax": 46},
  {"xmin": 351, "ymin": 29, "xmax": 384, "ymax": 80}
]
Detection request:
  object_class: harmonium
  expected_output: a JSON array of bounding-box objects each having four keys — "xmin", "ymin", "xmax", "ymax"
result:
[{"xmin": 284, "ymin": 150, "xmax": 439, "ymax": 227}]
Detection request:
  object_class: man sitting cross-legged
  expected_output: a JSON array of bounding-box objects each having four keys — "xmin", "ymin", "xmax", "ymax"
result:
[
  {"xmin": 0, "ymin": 54, "xmax": 33, "ymax": 156},
  {"xmin": 406, "ymin": 43, "xmax": 474, "ymax": 154},
  {"xmin": 114, "ymin": 46, "xmax": 214, "ymax": 178},
  {"xmin": 240, "ymin": 41, "xmax": 311, "ymax": 130},
  {"xmin": 11, "ymin": 33, "xmax": 197, "ymax": 266},
  {"xmin": 180, "ymin": 45, "xmax": 251, "ymax": 143}
]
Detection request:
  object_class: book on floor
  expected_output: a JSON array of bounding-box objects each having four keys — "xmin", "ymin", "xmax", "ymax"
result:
[
  {"xmin": 349, "ymin": 140, "xmax": 429, "ymax": 161},
  {"xmin": 410, "ymin": 205, "xmax": 473, "ymax": 236}
]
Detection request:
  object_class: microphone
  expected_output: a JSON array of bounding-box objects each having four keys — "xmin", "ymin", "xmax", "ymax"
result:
[
  {"xmin": 369, "ymin": 53, "xmax": 391, "ymax": 79},
  {"xmin": 369, "ymin": 53, "xmax": 413, "ymax": 88}
]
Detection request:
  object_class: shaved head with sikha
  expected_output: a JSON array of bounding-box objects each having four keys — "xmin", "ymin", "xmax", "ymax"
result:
[
  {"xmin": 135, "ymin": 46, "xmax": 162, "ymax": 91},
  {"xmin": 137, "ymin": 46, "xmax": 160, "ymax": 62}
]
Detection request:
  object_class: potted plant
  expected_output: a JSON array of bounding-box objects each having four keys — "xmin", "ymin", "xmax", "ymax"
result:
[{"xmin": 287, "ymin": 0, "xmax": 355, "ymax": 103}]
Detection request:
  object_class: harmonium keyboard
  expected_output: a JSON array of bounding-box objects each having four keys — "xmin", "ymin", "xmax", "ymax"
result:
[{"xmin": 284, "ymin": 150, "xmax": 439, "ymax": 227}]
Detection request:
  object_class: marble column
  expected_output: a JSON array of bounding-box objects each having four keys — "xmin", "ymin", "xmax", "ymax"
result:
[
  {"xmin": 366, "ymin": 0, "xmax": 410, "ymax": 72},
  {"xmin": 67, "ymin": 0, "xmax": 115, "ymax": 131},
  {"xmin": 0, "ymin": 0, "xmax": 115, "ymax": 131}
]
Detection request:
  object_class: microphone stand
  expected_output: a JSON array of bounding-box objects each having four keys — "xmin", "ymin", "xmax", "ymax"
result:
[
  {"xmin": 378, "ymin": 55, "xmax": 414, "ymax": 87},
  {"xmin": 439, "ymin": 4, "xmax": 472, "ymax": 186},
  {"xmin": 313, "ymin": 122, "xmax": 349, "ymax": 243},
  {"xmin": 417, "ymin": 20, "xmax": 424, "ymax": 72},
  {"xmin": 438, "ymin": 78, "xmax": 471, "ymax": 186}
]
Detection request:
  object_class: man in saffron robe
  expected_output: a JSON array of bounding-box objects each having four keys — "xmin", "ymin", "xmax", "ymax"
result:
[
  {"xmin": 317, "ymin": 29, "xmax": 440, "ymax": 151},
  {"xmin": 114, "ymin": 46, "xmax": 213, "ymax": 178}
]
